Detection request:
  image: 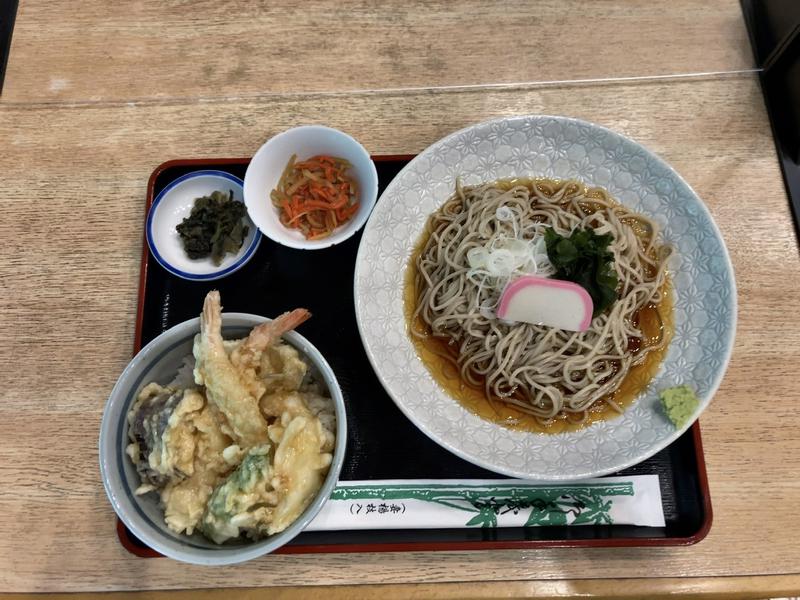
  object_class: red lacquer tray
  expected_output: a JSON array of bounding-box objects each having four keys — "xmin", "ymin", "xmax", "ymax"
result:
[{"xmin": 118, "ymin": 156, "xmax": 712, "ymax": 557}]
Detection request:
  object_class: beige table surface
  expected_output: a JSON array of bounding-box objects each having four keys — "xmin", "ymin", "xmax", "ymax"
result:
[{"xmin": 2, "ymin": 1, "xmax": 799, "ymax": 597}]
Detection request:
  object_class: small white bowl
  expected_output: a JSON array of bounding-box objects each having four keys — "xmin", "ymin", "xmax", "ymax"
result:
[
  {"xmin": 99, "ymin": 313, "xmax": 347, "ymax": 565},
  {"xmin": 243, "ymin": 126, "xmax": 378, "ymax": 250},
  {"xmin": 147, "ymin": 171, "xmax": 261, "ymax": 280}
]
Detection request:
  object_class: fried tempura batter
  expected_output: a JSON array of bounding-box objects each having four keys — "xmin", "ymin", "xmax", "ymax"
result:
[{"xmin": 126, "ymin": 291, "xmax": 335, "ymax": 543}]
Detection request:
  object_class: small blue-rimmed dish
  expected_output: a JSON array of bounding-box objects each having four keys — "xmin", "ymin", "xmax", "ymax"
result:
[
  {"xmin": 146, "ymin": 170, "xmax": 261, "ymax": 281},
  {"xmin": 99, "ymin": 313, "xmax": 347, "ymax": 565}
]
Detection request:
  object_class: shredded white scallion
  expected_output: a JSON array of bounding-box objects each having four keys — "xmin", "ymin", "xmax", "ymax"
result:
[{"xmin": 462, "ymin": 204, "xmax": 556, "ymax": 317}]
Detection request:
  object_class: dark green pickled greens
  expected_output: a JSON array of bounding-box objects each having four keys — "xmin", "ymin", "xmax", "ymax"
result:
[
  {"xmin": 176, "ymin": 190, "xmax": 250, "ymax": 266},
  {"xmin": 544, "ymin": 226, "xmax": 619, "ymax": 317}
]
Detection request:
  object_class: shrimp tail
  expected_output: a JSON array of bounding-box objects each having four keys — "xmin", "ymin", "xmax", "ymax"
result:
[
  {"xmin": 271, "ymin": 308, "xmax": 312, "ymax": 338},
  {"xmin": 249, "ymin": 309, "xmax": 311, "ymax": 351},
  {"xmin": 201, "ymin": 291, "xmax": 223, "ymax": 343},
  {"xmin": 232, "ymin": 308, "xmax": 311, "ymax": 370}
]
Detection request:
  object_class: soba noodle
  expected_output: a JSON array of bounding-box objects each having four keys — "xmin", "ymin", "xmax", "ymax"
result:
[{"xmin": 411, "ymin": 179, "xmax": 672, "ymax": 426}]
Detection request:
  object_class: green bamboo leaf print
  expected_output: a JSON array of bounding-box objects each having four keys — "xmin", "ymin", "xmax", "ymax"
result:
[
  {"xmin": 545, "ymin": 509, "xmax": 568, "ymax": 526},
  {"xmin": 328, "ymin": 481, "xmax": 634, "ymax": 528},
  {"xmin": 465, "ymin": 508, "xmax": 497, "ymax": 528},
  {"xmin": 524, "ymin": 503, "xmax": 566, "ymax": 526},
  {"xmin": 571, "ymin": 499, "xmax": 613, "ymax": 525}
]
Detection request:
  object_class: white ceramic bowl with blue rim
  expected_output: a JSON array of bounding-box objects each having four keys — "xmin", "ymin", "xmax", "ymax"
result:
[
  {"xmin": 146, "ymin": 170, "xmax": 261, "ymax": 281},
  {"xmin": 99, "ymin": 313, "xmax": 347, "ymax": 565},
  {"xmin": 243, "ymin": 125, "xmax": 379, "ymax": 250},
  {"xmin": 354, "ymin": 114, "xmax": 737, "ymax": 481}
]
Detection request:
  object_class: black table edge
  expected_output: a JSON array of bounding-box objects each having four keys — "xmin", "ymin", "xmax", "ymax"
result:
[
  {"xmin": 740, "ymin": 0, "xmax": 800, "ymax": 247},
  {"xmin": 0, "ymin": 0, "xmax": 19, "ymax": 95}
]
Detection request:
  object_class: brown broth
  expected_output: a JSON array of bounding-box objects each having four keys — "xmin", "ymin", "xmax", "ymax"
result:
[{"xmin": 404, "ymin": 178, "xmax": 674, "ymax": 434}]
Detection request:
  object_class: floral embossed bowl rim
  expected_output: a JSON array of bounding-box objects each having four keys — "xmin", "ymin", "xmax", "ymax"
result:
[{"xmin": 354, "ymin": 115, "xmax": 736, "ymax": 481}]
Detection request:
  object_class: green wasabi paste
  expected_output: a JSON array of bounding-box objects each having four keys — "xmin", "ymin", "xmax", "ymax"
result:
[{"xmin": 659, "ymin": 385, "xmax": 699, "ymax": 429}]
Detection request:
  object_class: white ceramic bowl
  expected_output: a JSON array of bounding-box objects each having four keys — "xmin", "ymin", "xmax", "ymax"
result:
[
  {"xmin": 355, "ymin": 115, "xmax": 736, "ymax": 480},
  {"xmin": 243, "ymin": 125, "xmax": 378, "ymax": 250},
  {"xmin": 146, "ymin": 171, "xmax": 261, "ymax": 280},
  {"xmin": 99, "ymin": 313, "xmax": 347, "ymax": 565}
]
